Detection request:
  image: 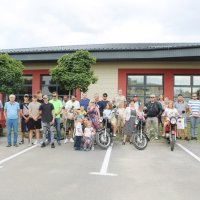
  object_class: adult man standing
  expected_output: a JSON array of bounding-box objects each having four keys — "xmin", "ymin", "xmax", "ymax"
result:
[
  {"xmin": 132, "ymin": 94, "xmax": 140, "ymax": 110},
  {"xmin": 19, "ymin": 94, "xmax": 30, "ymax": 144},
  {"xmin": 62, "ymin": 95, "xmax": 68, "ymax": 107},
  {"xmin": 113, "ymin": 89, "xmax": 126, "ymax": 108},
  {"xmin": 49, "ymin": 92, "xmax": 63, "ymax": 145},
  {"xmin": 65, "ymin": 95, "xmax": 80, "ymax": 142},
  {"xmin": 174, "ymin": 94, "xmax": 189, "ymax": 141},
  {"xmin": 28, "ymin": 94, "xmax": 41, "ymax": 146},
  {"xmin": 4, "ymin": 94, "xmax": 20, "ymax": 147},
  {"xmin": 80, "ymin": 93, "xmax": 90, "ymax": 111},
  {"xmin": 188, "ymin": 93, "xmax": 200, "ymax": 140},
  {"xmin": 36, "ymin": 90, "xmax": 44, "ymax": 104},
  {"xmin": 98, "ymin": 93, "xmax": 109, "ymax": 117},
  {"xmin": 145, "ymin": 94, "xmax": 163, "ymax": 140},
  {"xmin": 39, "ymin": 95, "xmax": 55, "ymax": 148}
]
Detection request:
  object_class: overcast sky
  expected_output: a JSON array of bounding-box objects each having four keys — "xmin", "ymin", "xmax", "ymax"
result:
[{"xmin": 0, "ymin": 0, "xmax": 200, "ymax": 49}]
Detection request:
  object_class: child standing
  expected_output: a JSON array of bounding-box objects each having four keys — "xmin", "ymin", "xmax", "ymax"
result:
[
  {"xmin": 137, "ymin": 105, "xmax": 145, "ymax": 120},
  {"xmin": 83, "ymin": 121, "xmax": 95, "ymax": 151},
  {"xmin": 74, "ymin": 118, "xmax": 83, "ymax": 150}
]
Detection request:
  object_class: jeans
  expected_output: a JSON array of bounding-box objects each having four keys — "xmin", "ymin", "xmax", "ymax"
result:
[
  {"xmin": 55, "ymin": 118, "xmax": 61, "ymax": 143},
  {"xmin": 190, "ymin": 117, "xmax": 199, "ymax": 137},
  {"xmin": 146, "ymin": 117, "xmax": 158, "ymax": 137},
  {"xmin": 6, "ymin": 118, "xmax": 18, "ymax": 145},
  {"xmin": 42, "ymin": 122, "xmax": 54, "ymax": 144}
]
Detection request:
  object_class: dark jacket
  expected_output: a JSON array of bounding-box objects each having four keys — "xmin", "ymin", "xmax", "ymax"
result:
[{"xmin": 145, "ymin": 101, "xmax": 163, "ymax": 117}]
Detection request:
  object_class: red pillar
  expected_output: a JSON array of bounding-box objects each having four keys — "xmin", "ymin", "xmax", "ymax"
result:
[{"xmin": 163, "ymin": 71, "xmax": 174, "ymax": 100}]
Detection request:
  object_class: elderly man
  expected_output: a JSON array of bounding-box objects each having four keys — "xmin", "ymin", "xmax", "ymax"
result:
[
  {"xmin": 145, "ymin": 94, "xmax": 163, "ymax": 140},
  {"xmin": 4, "ymin": 94, "xmax": 20, "ymax": 147}
]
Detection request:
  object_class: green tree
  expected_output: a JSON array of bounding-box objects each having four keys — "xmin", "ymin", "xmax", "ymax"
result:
[
  {"xmin": 50, "ymin": 50, "xmax": 97, "ymax": 94},
  {"xmin": 0, "ymin": 54, "xmax": 24, "ymax": 95}
]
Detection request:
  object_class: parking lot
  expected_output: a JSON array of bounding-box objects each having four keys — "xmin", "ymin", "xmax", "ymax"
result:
[{"xmin": 0, "ymin": 136, "xmax": 200, "ymax": 200}]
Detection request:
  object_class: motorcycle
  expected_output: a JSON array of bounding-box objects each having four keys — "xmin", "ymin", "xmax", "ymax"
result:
[
  {"xmin": 165, "ymin": 116, "xmax": 178, "ymax": 151},
  {"xmin": 95, "ymin": 117, "xmax": 112, "ymax": 149},
  {"xmin": 132, "ymin": 117, "xmax": 149, "ymax": 150}
]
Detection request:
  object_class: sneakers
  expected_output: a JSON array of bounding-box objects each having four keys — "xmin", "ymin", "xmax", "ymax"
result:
[
  {"xmin": 13, "ymin": 144, "xmax": 19, "ymax": 147},
  {"xmin": 6, "ymin": 144, "xmax": 11, "ymax": 147},
  {"xmin": 91, "ymin": 146, "xmax": 94, "ymax": 151},
  {"xmin": 113, "ymin": 133, "xmax": 116, "ymax": 137},
  {"xmin": 57, "ymin": 142, "xmax": 61, "ymax": 146},
  {"xmin": 155, "ymin": 137, "xmax": 158, "ymax": 140},
  {"xmin": 69, "ymin": 138, "xmax": 74, "ymax": 143},
  {"xmin": 19, "ymin": 140, "xmax": 24, "ymax": 145},
  {"xmin": 51, "ymin": 143, "xmax": 55, "ymax": 148},
  {"xmin": 33, "ymin": 140, "xmax": 39, "ymax": 145},
  {"xmin": 28, "ymin": 143, "xmax": 32, "ymax": 147},
  {"xmin": 41, "ymin": 142, "xmax": 46, "ymax": 148},
  {"xmin": 64, "ymin": 138, "xmax": 69, "ymax": 144}
]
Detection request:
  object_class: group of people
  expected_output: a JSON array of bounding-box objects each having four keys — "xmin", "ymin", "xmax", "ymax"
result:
[{"xmin": 2, "ymin": 89, "xmax": 200, "ymax": 150}]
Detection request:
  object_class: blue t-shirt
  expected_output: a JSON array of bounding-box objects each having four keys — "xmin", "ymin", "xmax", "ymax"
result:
[
  {"xmin": 80, "ymin": 98, "xmax": 90, "ymax": 111},
  {"xmin": 4, "ymin": 102, "xmax": 20, "ymax": 119}
]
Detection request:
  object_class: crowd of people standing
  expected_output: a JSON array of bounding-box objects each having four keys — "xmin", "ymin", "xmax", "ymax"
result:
[{"xmin": 2, "ymin": 89, "xmax": 200, "ymax": 150}]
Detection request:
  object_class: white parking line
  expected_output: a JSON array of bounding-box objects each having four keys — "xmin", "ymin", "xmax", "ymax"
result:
[
  {"xmin": 89, "ymin": 143, "xmax": 118, "ymax": 176},
  {"xmin": 177, "ymin": 143, "xmax": 200, "ymax": 162},
  {"xmin": 0, "ymin": 144, "xmax": 38, "ymax": 168}
]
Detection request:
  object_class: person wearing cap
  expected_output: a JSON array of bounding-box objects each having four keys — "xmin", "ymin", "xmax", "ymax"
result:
[
  {"xmin": 19, "ymin": 94, "xmax": 30, "ymax": 144},
  {"xmin": 174, "ymin": 94, "xmax": 189, "ymax": 141},
  {"xmin": 39, "ymin": 95, "xmax": 55, "ymax": 148},
  {"xmin": 133, "ymin": 95, "xmax": 140, "ymax": 111},
  {"xmin": 98, "ymin": 93, "xmax": 109, "ymax": 117},
  {"xmin": 144, "ymin": 94, "xmax": 163, "ymax": 140}
]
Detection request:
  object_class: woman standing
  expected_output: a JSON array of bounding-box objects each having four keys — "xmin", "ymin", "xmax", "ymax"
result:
[
  {"xmin": 87, "ymin": 99, "xmax": 100, "ymax": 130},
  {"xmin": 122, "ymin": 99, "xmax": 137, "ymax": 145}
]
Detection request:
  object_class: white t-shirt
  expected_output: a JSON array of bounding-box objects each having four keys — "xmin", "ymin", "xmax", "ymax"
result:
[
  {"xmin": 103, "ymin": 109, "xmax": 112, "ymax": 119},
  {"xmin": 75, "ymin": 122, "xmax": 83, "ymax": 136},
  {"xmin": 84, "ymin": 127, "xmax": 94, "ymax": 138},
  {"xmin": 65, "ymin": 100, "xmax": 80, "ymax": 110},
  {"xmin": 165, "ymin": 108, "xmax": 179, "ymax": 119}
]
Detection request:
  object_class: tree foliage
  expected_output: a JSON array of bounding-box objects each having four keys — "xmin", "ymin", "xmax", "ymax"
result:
[
  {"xmin": 50, "ymin": 50, "xmax": 97, "ymax": 93},
  {"xmin": 0, "ymin": 53, "xmax": 24, "ymax": 94}
]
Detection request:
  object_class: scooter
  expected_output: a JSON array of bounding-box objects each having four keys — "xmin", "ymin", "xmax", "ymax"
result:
[
  {"xmin": 132, "ymin": 117, "xmax": 149, "ymax": 150},
  {"xmin": 96, "ymin": 117, "xmax": 112, "ymax": 149},
  {"xmin": 165, "ymin": 116, "xmax": 178, "ymax": 151}
]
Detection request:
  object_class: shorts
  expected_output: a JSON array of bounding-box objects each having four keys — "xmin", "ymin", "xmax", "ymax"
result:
[
  {"xmin": 28, "ymin": 118, "xmax": 42, "ymax": 130},
  {"xmin": 21, "ymin": 116, "xmax": 29, "ymax": 132},
  {"xmin": 66, "ymin": 119, "xmax": 74, "ymax": 130}
]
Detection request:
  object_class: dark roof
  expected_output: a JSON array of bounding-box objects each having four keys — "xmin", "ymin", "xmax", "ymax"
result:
[{"xmin": 1, "ymin": 43, "xmax": 200, "ymax": 62}]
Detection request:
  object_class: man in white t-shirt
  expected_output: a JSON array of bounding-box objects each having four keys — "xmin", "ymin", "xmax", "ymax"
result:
[
  {"xmin": 65, "ymin": 95, "xmax": 80, "ymax": 142},
  {"xmin": 113, "ymin": 89, "xmax": 126, "ymax": 108}
]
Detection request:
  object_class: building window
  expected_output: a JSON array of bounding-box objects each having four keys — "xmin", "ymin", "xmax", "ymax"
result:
[
  {"xmin": 127, "ymin": 75, "xmax": 163, "ymax": 104},
  {"xmin": 174, "ymin": 75, "xmax": 200, "ymax": 101},
  {"xmin": 41, "ymin": 75, "xmax": 71, "ymax": 98},
  {"xmin": 15, "ymin": 75, "xmax": 32, "ymax": 102}
]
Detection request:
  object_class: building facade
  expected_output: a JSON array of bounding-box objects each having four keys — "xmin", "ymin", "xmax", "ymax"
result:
[{"xmin": 1, "ymin": 43, "xmax": 200, "ymax": 103}]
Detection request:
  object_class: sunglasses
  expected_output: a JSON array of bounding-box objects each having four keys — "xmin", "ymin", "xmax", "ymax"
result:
[
  {"xmin": 192, "ymin": 96, "xmax": 197, "ymax": 97},
  {"xmin": 52, "ymin": 95, "xmax": 57, "ymax": 97},
  {"xmin": 150, "ymin": 97, "xmax": 155, "ymax": 98}
]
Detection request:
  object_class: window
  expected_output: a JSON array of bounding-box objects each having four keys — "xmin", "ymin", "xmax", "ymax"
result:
[
  {"xmin": 127, "ymin": 75, "xmax": 163, "ymax": 104},
  {"xmin": 15, "ymin": 75, "xmax": 32, "ymax": 103},
  {"xmin": 174, "ymin": 75, "xmax": 200, "ymax": 101},
  {"xmin": 41, "ymin": 75, "xmax": 71, "ymax": 98}
]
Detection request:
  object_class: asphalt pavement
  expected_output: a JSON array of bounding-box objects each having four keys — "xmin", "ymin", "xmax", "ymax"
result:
[{"xmin": 0, "ymin": 137, "xmax": 200, "ymax": 200}]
